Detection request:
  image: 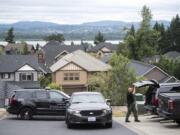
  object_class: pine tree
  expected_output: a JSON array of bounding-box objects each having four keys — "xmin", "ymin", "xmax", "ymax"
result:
[
  {"xmin": 94, "ymin": 31, "xmax": 106, "ymax": 45},
  {"xmin": 36, "ymin": 43, "xmax": 40, "ymax": 51},
  {"xmin": 121, "ymin": 5, "xmax": 159, "ymax": 60},
  {"xmin": 5, "ymin": 27, "xmax": 15, "ymax": 43}
]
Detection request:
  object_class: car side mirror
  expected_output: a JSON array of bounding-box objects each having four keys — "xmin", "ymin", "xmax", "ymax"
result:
[
  {"xmin": 106, "ymin": 99, "xmax": 111, "ymax": 105},
  {"xmin": 63, "ymin": 98, "xmax": 70, "ymax": 106},
  {"xmin": 63, "ymin": 98, "xmax": 69, "ymax": 102}
]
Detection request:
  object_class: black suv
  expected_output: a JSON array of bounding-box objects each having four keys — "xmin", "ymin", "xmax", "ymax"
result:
[
  {"xmin": 66, "ymin": 92, "xmax": 112, "ymax": 128},
  {"xmin": 7, "ymin": 89, "xmax": 70, "ymax": 120},
  {"xmin": 134, "ymin": 80, "xmax": 180, "ymax": 114}
]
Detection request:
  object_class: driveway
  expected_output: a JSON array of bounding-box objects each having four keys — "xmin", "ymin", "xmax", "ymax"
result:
[
  {"xmin": 115, "ymin": 115, "xmax": 180, "ymax": 135},
  {"xmin": 0, "ymin": 115, "xmax": 138, "ymax": 135}
]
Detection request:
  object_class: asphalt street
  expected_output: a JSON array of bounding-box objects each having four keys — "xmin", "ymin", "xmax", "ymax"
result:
[{"xmin": 0, "ymin": 115, "xmax": 139, "ymax": 135}]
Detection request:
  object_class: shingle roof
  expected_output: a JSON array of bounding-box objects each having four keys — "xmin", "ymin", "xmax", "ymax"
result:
[
  {"xmin": 8, "ymin": 81, "xmax": 40, "ymax": 89},
  {"xmin": 164, "ymin": 51, "xmax": 180, "ymax": 59},
  {"xmin": 42, "ymin": 41, "xmax": 85, "ymax": 67},
  {"xmin": 101, "ymin": 54, "xmax": 155, "ymax": 76},
  {"xmin": 0, "ymin": 55, "xmax": 40, "ymax": 73},
  {"xmin": 128, "ymin": 60, "xmax": 155, "ymax": 76},
  {"xmin": 50, "ymin": 50, "xmax": 111, "ymax": 72},
  {"xmin": 88, "ymin": 42, "xmax": 118, "ymax": 53}
]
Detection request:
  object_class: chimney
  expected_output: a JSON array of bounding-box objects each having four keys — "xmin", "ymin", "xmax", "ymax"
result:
[{"xmin": 38, "ymin": 50, "xmax": 45, "ymax": 63}]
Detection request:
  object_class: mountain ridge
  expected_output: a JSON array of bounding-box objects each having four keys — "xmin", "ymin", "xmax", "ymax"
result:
[{"xmin": 0, "ymin": 20, "xmax": 170, "ymax": 40}]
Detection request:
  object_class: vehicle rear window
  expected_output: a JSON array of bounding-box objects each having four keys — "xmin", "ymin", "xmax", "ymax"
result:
[
  {"xmin": 35, "ymin": 91, "xmax": 48, "ymax": 99},
  {"xmin": 15, "ymin": 91, "xmax": 33, "ymax": 99},
  {"xmin": 136, "ymin": 95, "xmax": 144, "ymax": 101}
]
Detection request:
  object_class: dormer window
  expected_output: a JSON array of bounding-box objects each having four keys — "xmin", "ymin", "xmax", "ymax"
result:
[{"xmin": 19, "ymin": 73, "xmax": 33, "ymax": 81}]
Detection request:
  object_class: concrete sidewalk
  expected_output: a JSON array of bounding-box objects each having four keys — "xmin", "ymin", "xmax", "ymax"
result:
[
  {"xmin": 0, "ymin": 108, "xmax": 6, "ymax": 118},
  {"xmin": 114, "ymin": 115, "xmax": 180, "ymax": 135}
]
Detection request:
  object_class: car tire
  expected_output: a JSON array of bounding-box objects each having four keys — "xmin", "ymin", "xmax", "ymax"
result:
[
  {"xmin": 105, "ymin": 122, "xmax": 112, "ymax": 128},
  {"xmin": 20, "ymin": 108, "xmax": 33, "ymax": 120},
  {"xmin": 176, "ymin": 121, "xmax": 180, "ymax": 125},
  {"xmin": 67, "ymin": 122, "xmax": 73, "ymax": 129}
]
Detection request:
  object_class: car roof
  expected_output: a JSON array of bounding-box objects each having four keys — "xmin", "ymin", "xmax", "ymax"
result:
[
  {"xmin": 50, "ymin": 89, "xmax": 70, "ymax": 98},
  {"xmin": 14, "ymin": 89, "xmax": 45, "ymax": 92},
  {"xmin": 72, "ymin": 92, "xmax": 101, "ymax": 95},
  {"xmin": 160, "ymin": 83, "xmax": 180, "ymax": 87}
]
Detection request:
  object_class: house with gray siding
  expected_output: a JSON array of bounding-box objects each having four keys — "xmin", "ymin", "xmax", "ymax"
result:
[
  {"xmin": 0, "ymin": 55, "xmax": 42, "ymax": 84},
  {"xmin": 0, "ymin": 55, "xmax": 46, "ymax": 107}
]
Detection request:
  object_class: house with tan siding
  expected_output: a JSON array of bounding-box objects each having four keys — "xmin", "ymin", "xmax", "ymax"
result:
[
  {"xmin": 50, "ymin": 50, "xmax": 111, "ymax": 94},
  {"xmin": 88, "ymin": 42, "xmax": 118, "ymax": 58}
]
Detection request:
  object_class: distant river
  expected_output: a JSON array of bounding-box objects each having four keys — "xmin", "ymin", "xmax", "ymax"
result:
[{"xmin": 0, "ymin": 40, "xmax": 122, "ymax": 46}]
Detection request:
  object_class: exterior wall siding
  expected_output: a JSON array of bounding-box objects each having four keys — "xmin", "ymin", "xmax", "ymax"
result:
[
  {"xmin": 15, "ymin": 71, "xmax": 38, "ymax": 81},
  {"xmin": 0, "ymin": 73, "xmax": 15, "ymax": 81},
  {"xmin": 61, "ymin": 63, "xmax": 83, "ymax": 71},
  {"xmin": 145, "ymin": 68, "xmax": 167, "ymax": 82},
  {"xmin": 53, "ymin": 70, "xmax": 88, "ymax": 86}
]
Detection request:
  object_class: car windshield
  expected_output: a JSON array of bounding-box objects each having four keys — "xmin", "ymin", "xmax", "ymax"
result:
[{"xmin": 71, "ymin": 94, "xmax": 105, "ymax": 103}]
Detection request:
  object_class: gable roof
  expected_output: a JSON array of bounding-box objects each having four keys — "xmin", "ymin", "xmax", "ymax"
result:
[
  {"xmin": 0, "ymin": 55, "xmax": 40, "ymax": 73},
  {"xmin": 88, "ymin": 42, "xmax": 118, "ymax": 53},
  {"xmin": 50, "ymin": 50, "xmax": 111, "ymax": 72},
  {"xmin": 164, "ymin": 51, "xmax": 180, "ymax": 59},
  {"xmin": 41, "ymin": 41, "xmax": 85, "ymax": 67},
  {"xmin": 128, "ymin": 60, "xmax": 155, "ymax": 76}
]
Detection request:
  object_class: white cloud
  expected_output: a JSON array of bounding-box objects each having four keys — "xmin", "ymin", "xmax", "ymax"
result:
[{"xmin": 0, "ymin": 0, "xmax": 179, "ymax": 24}]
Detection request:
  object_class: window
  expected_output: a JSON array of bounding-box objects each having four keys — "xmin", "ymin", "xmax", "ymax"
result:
[
  {"xmin": 1, "ymin": 73, "xmax": 10, "ymax": 79},
  {"xmin": 20, "ymin": 73, "xmax": 33, "ymax": 81},
  {"xmin": 16, "ymin": 91, "xmax": 33, "ymax": 99},
  {"xmin": 64, "ymin": 73, "xmax": 68, "ymax": 80},
  {"xmin": 35, "ymin": 91, "xmax": 47, "ymax": 99},
  {"xmin": 69, "ymin": 73, "xmax": 74, "ymax": 80},
  {"xmin": 49, "ymin": 91, "xmax": 64, "ymax": 99},
  {"xmin": 74, "ymin": 73, "xmax": 79, "ymax": 80},
  {"xmin": 63, "ymin": 73, "xmax": 80, "ymax": 81}
]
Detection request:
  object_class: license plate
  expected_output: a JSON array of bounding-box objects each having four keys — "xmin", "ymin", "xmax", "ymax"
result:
[{"xmin": 88, "ymin": 117, "xmax": 96, "ymax": 122}]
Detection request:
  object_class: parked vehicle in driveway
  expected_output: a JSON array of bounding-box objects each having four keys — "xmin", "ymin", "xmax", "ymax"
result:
[
  {"xmin": 158, "ymin": 93, "xmax": 180, "ymax": 124},
  {"xmin": 7, "ymin": 89, "xmax": 70, "ymax": 120},
  {"xmin": 133, "ymin": 80, "xmax": 180, "ymax": 114},
  {"xmin": 135, "ymin": 93, "xmax": 145, "ymax": 114},
  {"xmin": 65, "ymin": 92, "xmax": 112, "ymax": 128}
]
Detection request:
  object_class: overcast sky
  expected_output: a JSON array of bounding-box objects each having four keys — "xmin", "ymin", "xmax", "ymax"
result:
[{"xmin": 0, "ymin": 0, "xmax": 179, "ymax": 24}]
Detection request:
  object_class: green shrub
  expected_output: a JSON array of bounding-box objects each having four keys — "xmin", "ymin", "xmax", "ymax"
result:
[
  {"xmin": 38, "ymin": 74, "xmax": 51, "ymax": 88},
  {"xmin": 47, "ymin": 83, "xmax": 63, "ymax": 91}
]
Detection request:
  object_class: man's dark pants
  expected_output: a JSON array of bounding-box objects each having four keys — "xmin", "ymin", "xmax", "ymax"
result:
[{"xmin": 125, "ymin": 103, "xmax": 138, "ymax": 121}]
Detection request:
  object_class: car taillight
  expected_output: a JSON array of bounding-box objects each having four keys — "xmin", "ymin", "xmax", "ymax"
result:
[
  {"xmin": 10, "ymin": 96, "xmax": 17, "ymax": 105},
  {"xmin": 152, "ymin": 96, "xmax": 159, "ymax": 106},
  {"xmin": 168, "ymin": 100, "xmax": 174, "ymax": 110}
]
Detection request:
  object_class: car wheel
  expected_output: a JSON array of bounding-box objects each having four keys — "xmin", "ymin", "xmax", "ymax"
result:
[
  {"xmin": 20, "ymin": 108, "xmax": 33, "ymax": 120},
  {"xmin": 67, "ymin": 122, "xmax": 73, "ymax": 129},
  {"xmin": 105, "ymin": 122, "xmax": 112, "ymax": 128},
  {"xmin": 176, "ymin": 121, "xmax": 180, "ymax": 125}
]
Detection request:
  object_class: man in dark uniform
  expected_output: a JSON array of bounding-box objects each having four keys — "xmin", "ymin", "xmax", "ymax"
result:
[{"xmin": 125, "ymin": 85, "xmax": 140, "ymax": 122}]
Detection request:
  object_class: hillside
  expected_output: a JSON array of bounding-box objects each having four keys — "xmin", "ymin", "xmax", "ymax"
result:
[{"xmin": 0, "ymin": 20, "xmax": 170, "ymax": 40}]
